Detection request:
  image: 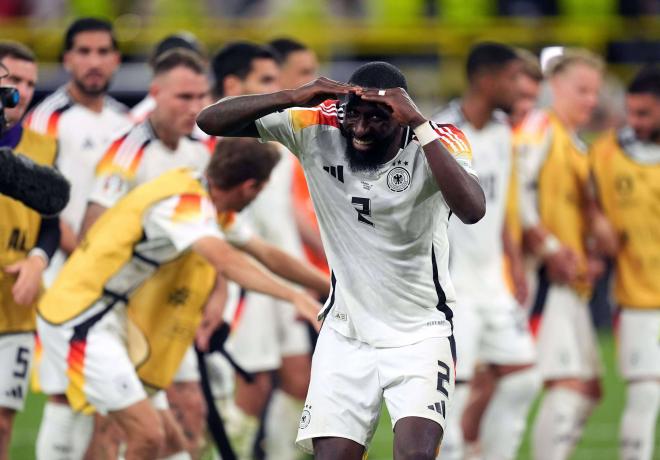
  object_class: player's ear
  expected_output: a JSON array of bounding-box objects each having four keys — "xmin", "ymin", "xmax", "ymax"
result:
[
  {"xmin": 223, "ymin": 75, "xmax": 242, "ymax": 97},
  {"xmin": 149, "ymin": 80, "xmax": 159, "ymax": 98}
]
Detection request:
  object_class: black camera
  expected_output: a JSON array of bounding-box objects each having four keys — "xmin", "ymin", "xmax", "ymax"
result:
[{"xmin": 0, "ymin": 86, "xmax": 19, "ymax": 136}]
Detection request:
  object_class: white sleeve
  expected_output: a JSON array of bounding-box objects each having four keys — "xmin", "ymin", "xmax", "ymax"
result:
[
  {"xmin": 255, "ymin": 110, "xmax": 300, "ymax": 155},
  {"xmin": 223, "ymin": 213, "xmax": 254, "ymax": 247},
  {"xmin": 516, "ymin": 131, "xmax": 552, "ymax": 229},
  {"xmin": 144, "ymin": 194, "xmax": 224, "ymax": 253}
]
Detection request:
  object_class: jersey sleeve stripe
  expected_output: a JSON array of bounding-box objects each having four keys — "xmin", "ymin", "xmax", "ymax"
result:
[{"xmin": 172, "ymin": 194, "xmax": 204, "ymax": 223}]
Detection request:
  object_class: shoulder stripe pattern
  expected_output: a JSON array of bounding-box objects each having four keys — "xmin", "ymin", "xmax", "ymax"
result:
[
  {"xmin": 25, "ymin": 88, "xmax": 73, "ymax": 137},
  {"xmin": 172, "ymin": 193, "xmax": 204, "ymax": 223},
  {"xmin": 290, "ymin": 100, "xmax": 340, "ymax": 131},
  {"xmin": 432, "ymin": 123, "xmax": 471, "ymax": 155},
  {"xmin": 95, "ymin": 123, "xmax": 154, "ymax": 177}
]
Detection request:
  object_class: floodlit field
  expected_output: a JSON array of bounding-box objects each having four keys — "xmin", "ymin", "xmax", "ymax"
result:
[{"xmin": 10, "ymin": 333, "xmax": 660, "ymax": 459}]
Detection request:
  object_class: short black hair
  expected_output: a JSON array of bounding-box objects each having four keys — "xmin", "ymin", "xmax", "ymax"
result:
[
  {"xmin": 208, "ymin": 138, "xmax": 280, "ymax": 190},
  {"xmin": 269, "ymin": 38, "xmax": 307, "ymax": 61},
  {"xmin": 628, "ymin": 65, "xmax": 660, "ymax": 97},
  {"xmin": 150, "ymin": 33, "xmax": 204, "ymax": 68},
  {"xmin": 211, "ymin": 42, "xmax": 280, "ymax": 97},
  {"xmin": 153, "ymin": 49, "xmax": 207, "ymax": 77},
  {"xmin": 64, "ymin": 17, "xmax": 117, "ymax": 52},
  {"xmin": 0, "ymin": 41, "xmax": 35, "ymax": 63},
  {"xmin": 466, "ymin": 42, "xmax": 519, "ymax": 81},
  {"xmin": 348, "ymin": 61, "xmax": 407, "ymax": 91}
]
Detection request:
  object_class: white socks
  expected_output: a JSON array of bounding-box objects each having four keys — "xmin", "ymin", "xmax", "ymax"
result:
[
  {"xmin": 480, "ymin": 368, "xmax": 540, "ymax": 460},
  {"xmin": 161, "ymin": 452, "xmax": 192, "ymax": 460},
  {"xmin": 532, "ymin": 387, "xmax": 597, "ymax": 460},
  {"xmin": 36, "ymin": 401, "xmax": 93, "ymax": 460},
  {"xmin": 438, "ymin": 382, "xmax": 470, "ymax": 460},
  {"xmin": 264, "ymin": 390, "xmax": 301, "ymax": 460},
  {"xmin": 620, "ymin": 380, "xmax": 660, "ymax": 460},
  {"xmin": 223, "ymin": 401, "xmax": 259, "ymax": 460}
]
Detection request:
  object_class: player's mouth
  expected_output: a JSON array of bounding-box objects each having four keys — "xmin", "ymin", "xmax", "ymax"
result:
[{"xmin": 352, "ymin": 137, "xmax": 375, "ymax": 151}]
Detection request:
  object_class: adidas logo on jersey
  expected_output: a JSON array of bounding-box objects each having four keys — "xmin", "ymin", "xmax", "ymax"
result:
[
  {"xmin": 323, "ymin": 165, "xmax": 344, "ymax": 183},
  {"xmin": 427, "ymin": 401, "xmax": 446, "ymax": 418},
  {"xmin": 5, "ymin": 385, "xmax": 23, "ymax": 399}
]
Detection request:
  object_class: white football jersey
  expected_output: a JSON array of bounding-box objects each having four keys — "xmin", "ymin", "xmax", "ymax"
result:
[
  {"xmin": 255, "ymin": 100, "xmax": 475, "ymax": 347},
  {"xmin": 242, "ymin": 145, "xmax": 304, "ymax": 257},
  {"xmin": 433, "ymin": 100, "xmax": 514, "ymax": 305},
  {"xmin": 26, "ymin": 86, "xmax": 131, "ymax": 233},
  {"xmin": 88, "ymin": 121, "xmax": 211, "ymax": 209}
]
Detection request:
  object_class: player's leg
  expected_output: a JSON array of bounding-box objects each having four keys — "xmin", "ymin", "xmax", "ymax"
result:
[
  {"xmin": 460, "ymin": 365, "xmax": 496, "ymax": 447},
  {"xmin": 532, "ymin": 285, "xmax": 601, "ymax": 460},
  {"xmin": 0, "ymin": 333, "xmax": 34, "ymax": 460},
  {"xmin": 313, "ymin": 437, "xmax": 364, "ymax": 460},
  {"xmin": 618, "ymin": 309, "xmax": 660, "ymax": 460},
  {"xmin": 35, "ymin": 319, "xmax": 94, "ymax": 459},
  {"xmin": 224, "ymin": 292, "xmax": 281, "ymax": 458},
  {"xmin": 384, "ymin": 336, "xmax": 454, "ymax": 460},
  {"xmin": 477, "ymin": 304, "xmax": 540, "ymax": 459},
  {"xmin": 167, "ymin": 347, "xmax": 207, "ymax": 458},
  {"xmin": 296, "ymin": 327, "xmax": 381, "ymax": 458},
  {"xmin": 108, "ymin": 399, "xmax": 165, "ymax": 459},
  {"xmin": 264, "ymin": 301, "xmax": 313, "ymax": 460},
  {"xmin": 438, "ymin": 303, "xmax": 480, "ymax": 460},
  {"xmin": 478, "ymin": 364, "xmax": 539, "ymax": 459}
]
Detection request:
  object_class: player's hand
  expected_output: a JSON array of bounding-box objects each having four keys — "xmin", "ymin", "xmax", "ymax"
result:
[
  {"xmin": 195, "ymin": 298, "xmax": 226, "ymax": 352},
  {"xmin": 544, "ymin": 246, "xmax": 578, "ymax": 285},
  {"xmin": 5, "ymin": 255, "xmax": 46, "ymax": 306},
  {"xmin": 291, "ymin": 77, "xmax": 361, "ymax": 107},
  {"xmin": 359, "ymin": 87, "xmax": 427, "ymax": 128},
  {"xmin": 291, "ymin": 291, "xmax": 322, "ymax": 332},
  {"xmin": 585, "ymin": 256, "xmax": 606, "ymax": 284},
  {"xmin": 509, "ymin": 256, "xmax": 529, "ymax": 306}
]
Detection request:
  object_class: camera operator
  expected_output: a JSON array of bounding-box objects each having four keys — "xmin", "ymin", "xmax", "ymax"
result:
[{"xmin": 0, "ymin": 41, "xmax": 59, "ymax": 459}]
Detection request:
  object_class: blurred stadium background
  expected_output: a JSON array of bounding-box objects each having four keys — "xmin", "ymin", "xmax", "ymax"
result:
[{"xmin": 1, "ymin": 0, "xmax": 658, "ymax": 458}]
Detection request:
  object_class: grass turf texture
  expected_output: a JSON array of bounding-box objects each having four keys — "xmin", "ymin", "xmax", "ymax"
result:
[{"xmin": 11, "ymin": 333, "xmax": 660, "ymax": 459}]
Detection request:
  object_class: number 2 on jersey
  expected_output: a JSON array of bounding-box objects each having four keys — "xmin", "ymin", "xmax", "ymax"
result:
[{"xmin": 351, "ymin": 197, "xmax": 374, "ymax": 227}]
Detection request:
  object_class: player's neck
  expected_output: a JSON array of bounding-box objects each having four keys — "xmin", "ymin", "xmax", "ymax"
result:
[
  {"xmin": 461, "ymin": 92, "xmax": 493, "ymax": 130},
  {"xmin": 383, "ymin": 128, "xmax": 405, "ymax": 164},
  {"xmin": 66, "ymin": 82, "xmax": 105, "ymax": 113},
  {"xmin": 149, "ymin": 115, "xmax": 180, "ymax": 151},
  {"xmin": 551, "ymin": 103, "xmax": 580, "ymax": 133}
]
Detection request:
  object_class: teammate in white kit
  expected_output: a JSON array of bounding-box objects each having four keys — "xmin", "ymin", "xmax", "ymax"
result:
[
  {"xmin": 24, "ymin": 18, "xmax": 131, "ymax": 459},
  {"xmin": 433, "ymin": 43, "xmax": 540, "ymax": 460},
  {"xmin": 198, "ymin": 62, "xmax": 486, "ymax": 459}
]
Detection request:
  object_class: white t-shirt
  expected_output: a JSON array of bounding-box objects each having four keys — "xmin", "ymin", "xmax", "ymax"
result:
[
  {"xmin": 26, "ymin": 86, "xmax": 131, "ymax": 233},
  {"xmin": 88, "ymin": 121, "xmax": 211, "ymax": 208},
  {"xmin": 433, "ymin": 100, "xmax": 515, "ymax": 306},
  {"xmin": 255, "ymin": 100, "xmax": 475, "ymax": 347}
]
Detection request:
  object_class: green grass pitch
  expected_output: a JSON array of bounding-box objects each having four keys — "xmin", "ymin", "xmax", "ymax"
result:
[{"xmin": 10, "ymin": 333, "xmax": 660, "ymax": 459}]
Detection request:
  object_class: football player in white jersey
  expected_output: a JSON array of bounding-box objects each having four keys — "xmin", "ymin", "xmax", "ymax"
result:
[
  {"xmin": 77, "ymin": 48, "xmax": 212, "ymax": 460},
  {"xmin": 198, "ymin": 62, "xmax": 486, "ymax": 460},
  {"xmin": 25, "ymin": 18, "xmax": 131, "ymax": 460},
  {"xmin": 433, "ymin": 43, "xmax": 540, "ymax": 460}
]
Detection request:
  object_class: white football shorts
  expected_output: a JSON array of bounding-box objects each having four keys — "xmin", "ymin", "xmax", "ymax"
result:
[
  {"xmin": 0, "ymin": 332, "xmax": 35, "ymax": 411},
  {"xmin": 37, "ymin": 303, "xmax": 147, "ymax": 415},
  {"xmin": 296, "ymin": 326, "xmax": 455, "ymax": 453},
  {"xmin": 225, "ymin": 291, "xmax": 311, "ymax": 372},
  {"xmin": 535, "ymin": 284, "xmax": 602, "ymax": 380},
  {"xmin": 617, "ymin": 308, "xmax": 660, "ymax": 380},
  {"xmin": 452, "ymin": 295, "xmax": 536, "ymax": 381}
]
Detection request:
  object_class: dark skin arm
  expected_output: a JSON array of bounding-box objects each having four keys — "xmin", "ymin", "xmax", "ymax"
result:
[
  {"xmin": 196, "ymin": 77, "xmax": 360, "ymax": 138},
  {"xmin": 360, "ymin": 88, "xmax": 486, "ymax": 224}
]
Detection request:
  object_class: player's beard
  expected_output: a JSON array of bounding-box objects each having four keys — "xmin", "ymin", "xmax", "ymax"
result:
[
  {"xmin": 344, "ymin": 133, "xmax": 397, "ymax": 173},
  {"xmin": 73, "ymin": 76, "xmax": 110, "ymax": 97}
]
